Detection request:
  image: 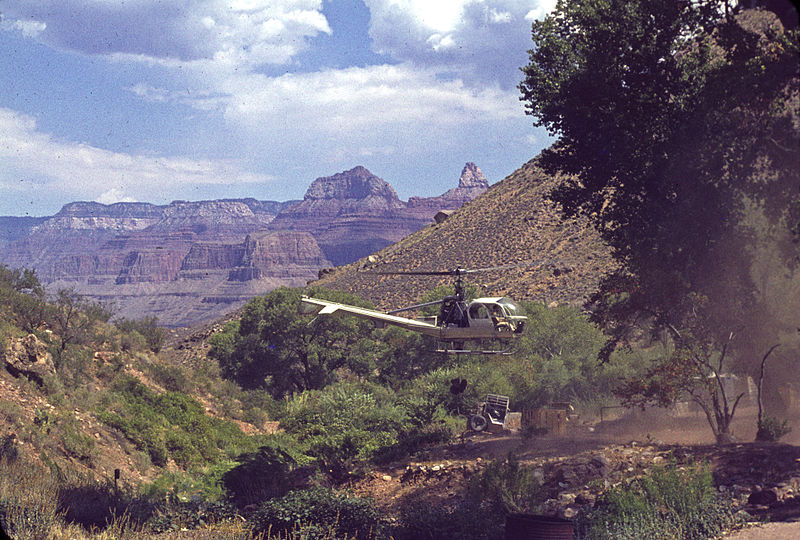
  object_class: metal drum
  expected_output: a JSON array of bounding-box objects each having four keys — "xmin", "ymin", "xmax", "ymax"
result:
[{"xmin": 505, "ymin": 513, "xmax": 574, "ymax": 540}]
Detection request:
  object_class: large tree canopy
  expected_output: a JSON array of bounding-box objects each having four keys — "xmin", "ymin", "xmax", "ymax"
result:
[
  {"xmin": 520, "ymin": 1, "xmax": 798, "ymax": 440},
  {"xmin": 210, "ymin": 287, "xmax": 380, "ymax": 397},
  {"xmin": 520, "ymin": 0, "xmax": 799, "ymax": 355}
]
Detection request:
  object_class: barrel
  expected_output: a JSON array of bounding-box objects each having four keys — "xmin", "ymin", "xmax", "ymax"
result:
[{"xmin": 505, "ymin": 514, "xmax": 574, "ymax": 540}]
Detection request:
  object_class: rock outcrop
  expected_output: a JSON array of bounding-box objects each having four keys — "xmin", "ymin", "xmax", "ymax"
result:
[
  {"xmin": 3, "ymin": 334, "xmax": 56, "ymax": 385},
  {"xmin": 270, "ymin": 165, "xmax": 486, "ymax": 265},
  {"xmin": 0, "ymin": 164, "xmax": 485, "ymax": 326},
  {"xmin": 407, "ymin": 162, "xmax": 489, "ymax": 210}
]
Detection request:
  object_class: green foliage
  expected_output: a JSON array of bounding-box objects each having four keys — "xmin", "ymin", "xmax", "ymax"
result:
[
  {"xmin": 56, "ymin": 415, "xmax": 96, "ymax": 463},
  {"xmin": 576, "ymin": 463, "xmax": 739, "ymax": 539},
  {"xmin": 147, "ymin": 362, "xmax": 194, "ymax": 393},
  {"xmin": 48, "ymin": 288, "xmax": 109, "ymax": 361},
  {"xmin": 96, "ymin": 374, "xmax": 255, "ymax": 468},
  {"xmin": 115, "ymin": 316, "xmax": 166, "ymax": 352},
  {"xmin": 467, "ymin": 455, "xmax": 542, "ymax": 515},
  {"xmin": 371, "ymin": 425, "xmax": 453, "ymax": 465},
  {"xmin": 223, "ymin": 445, "xmax": 297, "ymax": 507},
  {"xmin": 281, "ymin": 382, "xmax": 408, "ymax": 478},
  {"xmin": 756, "ymin": 415, "xmax": 792, "ymax": 441},
  {"xmin": 521, "ymin": 0, "xmax": 799, "ymax": 420},
  {"xmin": 145, "ymin": 499, "xmax": 239, "ymax": 534},
  {"xmin": 373, "ymin": 326, "xmax": 445, "ymax": 386},
  {"xmin": 210, "ymin": 287, "xmax": 381, "ymax": 397},
  {"xmin": 251, "ymin": 487, "xmax": 386, "ymax": 539},
  {"xmin": 395, "ymin": 499, "xmax": 502, "ymax": 540}
]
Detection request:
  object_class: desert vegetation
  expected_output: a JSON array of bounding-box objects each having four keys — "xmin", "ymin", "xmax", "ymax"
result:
[
  {"xmin": 0, "ymin": 265, "xmax": 770, "ymax": 538},
  {"xmin": 1, "ymin": 1, "xmax": 798, "ymax": 538}
]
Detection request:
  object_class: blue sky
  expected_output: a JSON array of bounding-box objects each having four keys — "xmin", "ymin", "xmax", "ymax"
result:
[{"xmin": 0, "ymin": 0, "xmax": 555, "ymax": 216}]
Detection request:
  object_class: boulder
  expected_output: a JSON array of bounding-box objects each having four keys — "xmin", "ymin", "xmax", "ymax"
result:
[{"xmin": 3, "ymin": 334, "xmax": 56, "ymax": 384}]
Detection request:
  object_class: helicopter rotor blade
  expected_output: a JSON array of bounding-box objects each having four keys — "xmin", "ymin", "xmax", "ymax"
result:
[
  {"xmin": 373, "ymin": 259, "xmax": 556, "ymax": 277},
  {"xmin": 461, "ymin": 259, "xmax": 556, "ymax": 274},
  {"xmin": 375, "ymin": 270, "xmax": 454, "ymax": 276},
  {"xmin": 386, "ymin": 299, "xmax": 444, "ymax": 314}
]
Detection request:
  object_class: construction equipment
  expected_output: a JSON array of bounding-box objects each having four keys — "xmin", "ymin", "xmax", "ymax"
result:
[{"xmin": 468, "ymin": 394, "xmax": 510, "ymax": 432}]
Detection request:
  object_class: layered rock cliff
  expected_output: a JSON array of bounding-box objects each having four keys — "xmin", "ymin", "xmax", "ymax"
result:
[
  {"xmin": 270, "ymin": 164, "xmax": 488, "ymax": 265},
  {"xmin": 1, "ymin": 164, "xmax": 485, "ymax": 326}
]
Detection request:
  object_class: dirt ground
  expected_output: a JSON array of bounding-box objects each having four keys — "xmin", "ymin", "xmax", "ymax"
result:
[{"xmin": 352, "ymin": 404, "xmax": 800, "ymax": 536}]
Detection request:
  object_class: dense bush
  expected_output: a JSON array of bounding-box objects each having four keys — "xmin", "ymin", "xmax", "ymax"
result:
[
  {"xmin": 114, "ymin": 316, "xmax": 167, "ymax": 353},
  {"xmin": 210, "ymin": 287, "xmax": 381, "ymax": 396},
  {"xmin": 756, "ymin": 415, "xmax": 792, "ymax": 442},
  {"xmin": 575, "ymin": 463, "xmax": 740, "ymax": 539},
  {"xmin": 223, "ymin": 445, "xmax": 297, "ymax": 507},
  {"xmin": 281, "ymin": 382, "xmax": 408, "ymax": 478},
  {"xmin": 251, "ymin": 487, "xmax": 386, "ymax": 539},
  {"xmin": 96, "ymin": 374, "xmax": 256, "ymax": 468},
  {"xmin": 467, "ymin": 454, "xmax": 543, "ymax": 514},
  {"xmin": 395, "ymin": 499, "xmax": 502, "ymax": 540}
]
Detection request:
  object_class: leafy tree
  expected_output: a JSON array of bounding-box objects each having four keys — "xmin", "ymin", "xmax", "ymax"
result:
[
  {"xmin": 280, "ymin": 382, "xmax": 408, "ymax": 479},
  {"xmin": 211, "ymin": 287, "xmax": 380, "ymax": 397},
  {"xmin": 520, "ymin": 0, "xmax": 799, "ymax": 441},
  {"xmin": 48, "ymin": 288, "xmax": 110, "ymax": 363},
  {"xmin": 0, "ymin": 265, "xmax": 46, "ymax": 333},
  {"xmin": 114, "ymin": 316, "xmax": 166, "ymax": 353}
]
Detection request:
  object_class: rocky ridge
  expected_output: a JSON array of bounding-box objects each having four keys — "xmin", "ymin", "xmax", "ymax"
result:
[
  {"xmin": 269, "ymin": 164, "xmax": 489, "ymax": 265},
  {"xmin": 1, "ymin": 164, "xmax": 486, "ymax": 326},
  {"xmin": 312, "ymin": 158, "xmax": 617, "ymax": 310}
]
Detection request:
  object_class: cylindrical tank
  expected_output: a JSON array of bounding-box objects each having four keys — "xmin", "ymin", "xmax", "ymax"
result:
[{"xmin": 505, "ymin": 513, "xmax": 574, "ymax": 540}]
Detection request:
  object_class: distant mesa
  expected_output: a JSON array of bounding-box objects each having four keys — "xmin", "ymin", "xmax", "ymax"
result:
[
  {"xmin": 0, "ymin": 163, "xmax": 487, "ymax": 326},
  {"xmin": 303, "ymin": 166, "xmax": 404, "ymax": 206}
]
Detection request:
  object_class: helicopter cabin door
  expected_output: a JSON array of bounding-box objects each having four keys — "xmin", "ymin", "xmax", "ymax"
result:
[{"xmin": 467, "ymin": 302, "xmax": 494, "ymax": 329}]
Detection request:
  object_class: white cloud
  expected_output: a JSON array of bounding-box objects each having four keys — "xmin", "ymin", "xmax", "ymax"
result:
[
  {"xmin": 221, "ymin": 63, "xmax": 520, "ymax": 132},
  {"xmin": 96, "ymin": 188, "xmax": 138, "ymax": 205},
  {"xmin": 0, "ymin": 108, "xmax": 273, "ymax": 203},
  {"xmin": 1, "ymin": 0, "xmax": 330, "ymax": 68},
  {"xmin": 10, "ymin": 19, "xmax": 47, "ymax": 38},
  {"xmin": 525, "ymin": 0, "xmax": 557, "ymax": 22},
  {"xmin": 363, "ymin": 0, "xmax": 557, "ymax": 88}
]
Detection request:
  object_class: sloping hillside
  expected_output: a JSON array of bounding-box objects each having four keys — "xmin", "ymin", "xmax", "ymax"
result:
[{"xmin": 313, "ymin": 158, "xmax": 617, "ymax": 310}]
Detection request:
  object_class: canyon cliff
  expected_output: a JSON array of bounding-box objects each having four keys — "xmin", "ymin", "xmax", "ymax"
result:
[{"xmin": 0, "ymin": 164, "xmax": 487, "ymax": 326}]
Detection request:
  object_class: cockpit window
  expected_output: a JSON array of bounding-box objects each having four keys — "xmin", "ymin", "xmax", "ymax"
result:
[
  {"xmin": 469, "ymin": 303, "xmax": 490, "ymax": 319},
  {"xmin": 497, "ymin": 298, "xmax": 524, "ymax": 316}
]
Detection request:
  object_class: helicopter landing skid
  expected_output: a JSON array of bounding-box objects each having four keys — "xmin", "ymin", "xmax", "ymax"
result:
[{"xmin": 435, "ymin": 343, "xmax": 517, "ymax": 355}]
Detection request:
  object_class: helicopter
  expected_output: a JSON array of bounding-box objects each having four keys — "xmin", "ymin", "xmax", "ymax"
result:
[{"xmin": 300, "ymin": 264, "xmax": 540, "ymax": 354}]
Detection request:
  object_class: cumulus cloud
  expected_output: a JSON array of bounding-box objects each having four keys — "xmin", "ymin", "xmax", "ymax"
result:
[
  {"xmin": 211, "ymin": 62, "xmax": 525, "ymax": 166},
  {"xmin": 363, "ymin": 0, "xmax": 555, "ymax": 88},
  {"xmin": 0, "ymin": 108, "xmax": 272, "ymax": 204},
  {"xmin": 0, "ymin": 0, "xmax": 330, "ymax": 67}
]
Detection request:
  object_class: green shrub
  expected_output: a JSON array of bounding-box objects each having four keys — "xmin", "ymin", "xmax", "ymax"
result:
[
  {"xmin": 120, "ymin": 330, "xmax": 147, "ymax": 352},
  {"xmin": 96, "ymin": 374, "xmax": 253, "ymax": 468},
  {"xmin": 395, "ymin": 499, "xmax": 503, "ymax": 540},
  {"xmin": 146, "ymin": 500, "xmax": 239, "ymax": 534},
  {"xmin": 575, "ymin": 463, "xmax": 740, "ymax": 539},
  {"xmin": 148, "ymin": 362, "xmax": 193, "ymax": 393},
  {"xmin": 251, "ymin": 487, "xmax": 386, "ymax": 539},
  {"xmin": 115, "ymin": 316, "xmax": 166, "ymax": 352},
  {"xmin": 281, "ymin": 383, "xmax": 408, "ymax": 478},
  {"xmin": 0, "ymin": 401, "xmax": 23, "ymax": 426},
  {"xmin": 57, "ymin": 417, "xmax": 96, "ymax": 463},
  {"xmin": 756, "ymin": 415, "xmax": 792, "ymax": 442},
  {"xmin": 223, "ymin": 445, "xmax": 297, "ymax": 507},
  {"xmin": 467, "ymin": 454, "xmax": 543, "ymax": 514},
  {"xmin": 372, "ymin": 425, "xmax": 453, "ymax": 464}
]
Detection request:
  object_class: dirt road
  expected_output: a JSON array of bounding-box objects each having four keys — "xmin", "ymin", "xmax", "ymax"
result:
[{"xmin": 726, "ymin": 520, "xmax": 800, "ymax": 539}]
